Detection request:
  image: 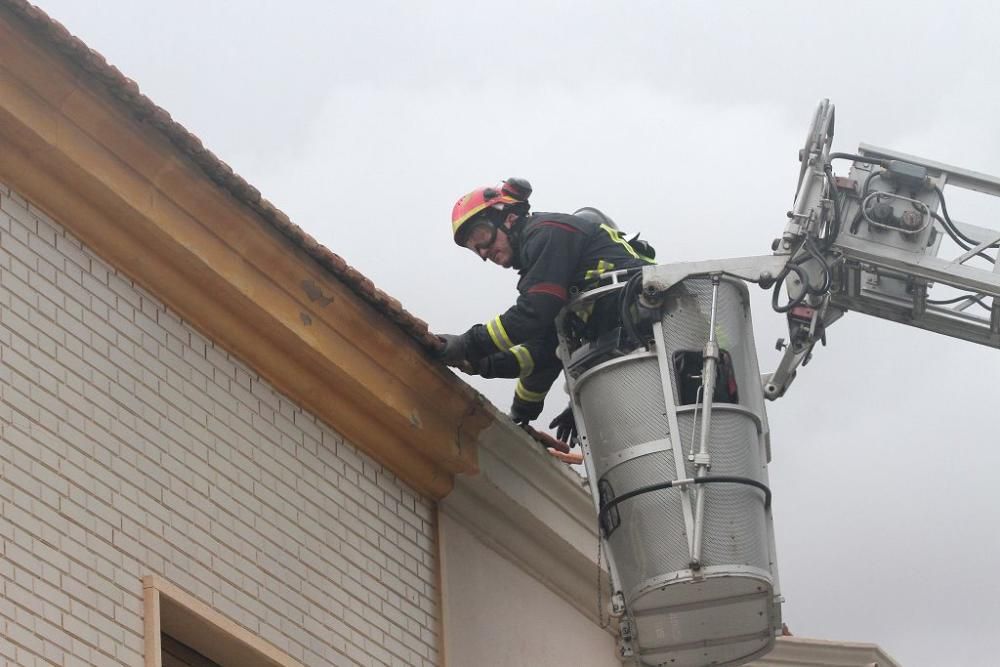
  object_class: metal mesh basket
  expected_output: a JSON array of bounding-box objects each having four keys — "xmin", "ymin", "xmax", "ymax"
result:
[
  {"xmin": 577, "ymin": 354, "xmax": 670, "ymax": 480},
  {"xmin": 569, "ymin": 276, "xmax": 778, "ymax": 666}
]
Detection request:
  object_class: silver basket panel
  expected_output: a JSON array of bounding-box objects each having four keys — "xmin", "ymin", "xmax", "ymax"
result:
[
  {"xmin": 577, "ymin": 353, "xmax": 671, "ymax": 480},
  {"xmin": 565, "ymin": 276, "xmax": 779, "ymax": 666},
  {"xmin": 594, "ymin": 409, "xmax": 769, "ymax": 597},
  {"xmin": 659, "ymin": 278, "xmax": 766, "ymax": 419}
]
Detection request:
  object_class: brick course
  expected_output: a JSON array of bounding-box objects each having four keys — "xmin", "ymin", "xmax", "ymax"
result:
[{"xmin": 0, "ymin": 181, "xmax": 438, "ymax": 666}]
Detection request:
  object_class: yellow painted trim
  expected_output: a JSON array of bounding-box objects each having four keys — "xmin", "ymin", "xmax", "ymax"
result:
[{"xmin": 0, "ymin": 10, "xmax": 485, "ymax": 498}]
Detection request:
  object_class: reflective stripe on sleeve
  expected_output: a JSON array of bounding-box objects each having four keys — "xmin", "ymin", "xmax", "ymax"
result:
[
  {"xmin": 510, "ymin": 345, "xmax": 535, "ymax": 378},
  {"xmin": 486, "ymin": 316, "xmax": 515, "ymax": 351},
  {"xmin": 600, "ymin": 223, "xmax": 641, "ymax": 260},
  {"xmin": 515, "ymin": 381, "xmax": 548, "ymax": 403},
  {"xmin": 584, "ymin": 259, "xmax": 616, "ymax": 280},
  {"xmin": 602, "ymin": 223, "xmax": 656, "ymax": 263}
]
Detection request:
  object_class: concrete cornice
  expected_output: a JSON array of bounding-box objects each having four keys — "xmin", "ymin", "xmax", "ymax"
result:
[
  {"xmin": 754, "ymin": 636, "xmax": 901, "ymax": 667},
  {"xmin": 0, "ymin": 6, "xmax": 486, "ymax": 498},
  {"xmin": 1, "ymin": 2, "xmax": 628, "ymax": 630},
  {"xmin": 441, "ymin": 403, "xmax": 611, "ymax": 628}
]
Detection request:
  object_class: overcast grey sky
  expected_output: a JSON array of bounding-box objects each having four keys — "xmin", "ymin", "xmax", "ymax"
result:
[{"xmin": 33, "ymin": 1, "xmax": 1000, "ymax": 664}]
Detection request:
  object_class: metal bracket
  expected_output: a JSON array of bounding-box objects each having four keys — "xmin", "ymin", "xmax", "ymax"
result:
[
  {"xmin": 643, "ymin": 255, "xmax": 789, "ymax": 295},
  {"xmin": 610, "ymin": 592, "xmax": 627, "ymax": 618}
]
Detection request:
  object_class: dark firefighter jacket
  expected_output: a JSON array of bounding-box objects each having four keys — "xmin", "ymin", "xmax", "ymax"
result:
[{"xmin": 459, "ymin": 211, "xmax": 654, "ymax": 421}]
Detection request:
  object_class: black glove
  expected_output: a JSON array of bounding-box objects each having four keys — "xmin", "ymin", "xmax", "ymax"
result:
[
  {"xmin": 549, "ymin": 405, "xmax": 577, "ymax": 445},
  {"xmin": 475, "ymin": 352, "xmax": 521, "ymax": 379},
  {"xmin": 509, "ymin": 396, "xmax": 544, "ymax": 426},
  {"xmin": 435, "ymin": 334, "xmax": 469, "ymax": 366}
]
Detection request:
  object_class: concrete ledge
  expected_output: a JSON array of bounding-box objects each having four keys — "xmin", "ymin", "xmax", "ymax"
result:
[
  {"xmin": 440, "ymin": 404, "xmax": 610, "ymax": 628},
  {"xmin": 752, "ymin": 636, "xmax": 901, "ymax": 667}
]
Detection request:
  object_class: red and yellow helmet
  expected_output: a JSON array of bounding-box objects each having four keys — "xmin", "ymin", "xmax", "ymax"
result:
[{"xmin": 451, "ymin": 178, "xmax": 532, "ymax": 246}]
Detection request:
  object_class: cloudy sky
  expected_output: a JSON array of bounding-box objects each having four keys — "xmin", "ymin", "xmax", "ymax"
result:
[{"xmin": 33, "ymin": 1, "xmax": 1000, "ymax": 664}]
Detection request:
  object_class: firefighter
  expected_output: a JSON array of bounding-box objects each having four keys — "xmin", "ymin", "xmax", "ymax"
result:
[{"xmin": 436, "ymin": 178, "xmax": 655, "ymax": 436}]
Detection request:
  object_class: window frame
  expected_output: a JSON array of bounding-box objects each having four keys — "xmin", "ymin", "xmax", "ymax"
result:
[{"xmin": 142, "ymin": 575, "xmax": 303, "ymax": 667}]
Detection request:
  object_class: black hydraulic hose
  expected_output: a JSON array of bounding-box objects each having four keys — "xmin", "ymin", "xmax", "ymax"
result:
[
  {"xmin": 834, "ymin": 165, "xmax": 997, "ymax": 265},
  {"xmin": 597, "ymin": 475, "xmax": 772, "ymax": 536},
  {"xmin": 847, "ymin": 177, "xmax": 994, "ymax": 266},
  {"xmin": 930, "ymin": 211, "xmax": 971, "ymax": 250},
  {"xmin": 821, "ymin": 166, "xmax": 843, "ymax": 249},
  {"xmin": 862, "ymin": 169, "xmax": 883, "ymax": 195},
  {"xmin": 931, "ymin": 184, "xmax": 988, "ymax": 248},
  {"xmin": 771, "ymin": 261, "xmax": 810, "ymax": 313},
  {"xmin": 930, "ymin": 212, "xmax": 996, "ymax": 264},
  {"xmin": 927, "ymin": 294, "xmax": 992, "ymax": 311},
  {"xmin": 799, "ymin": 235, "xmax": 831, "ymax": 295},
  {"xmin": 849, "ymin": 170, "xmax": 885, "ymax": 234},
  {"xmin": 827, "ymin": 153, "xmax": 890, "ymax": 237},
  {"xmin": 927, "ymin": 294, "xmax": 985, "ymax": 305},
  {"xmin": 619, "ymin": 271, "xmax": 644, "ymax": 345},
  {"xmin": 932, "ymin": 184, "xmax": 998, "ymax": 264}
]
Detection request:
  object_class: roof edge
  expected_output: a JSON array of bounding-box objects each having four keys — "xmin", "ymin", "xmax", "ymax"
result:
[
  {"xmin": 0, "ymin": 0, "xmax": 442, "ymax": 352},
  {"xmin": 0, "ymin": 4, "xmax": 481, "ymax": 498}
]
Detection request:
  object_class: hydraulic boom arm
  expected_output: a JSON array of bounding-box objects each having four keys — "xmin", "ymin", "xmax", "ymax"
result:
[
  {"xmin": 645, "ymin": 99, "xmax": 1000, "ymax": 400},
  {"xmin": 555, "ymin": 99, "xmax": 1000, "ymax": 667}
]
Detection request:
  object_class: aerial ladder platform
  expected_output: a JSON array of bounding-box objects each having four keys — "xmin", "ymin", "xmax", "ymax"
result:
[{"xmin": 557, "ymin": 100, "xmax": 1000, "ymax": 666}]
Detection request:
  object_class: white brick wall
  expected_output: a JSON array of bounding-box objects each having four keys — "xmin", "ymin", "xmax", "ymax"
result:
[{"xmin": 0, "ymin": 181, "xmax": 439, "ymax": 667}]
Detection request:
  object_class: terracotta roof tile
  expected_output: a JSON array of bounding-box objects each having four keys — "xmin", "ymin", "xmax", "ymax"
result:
[{"xmin": 0, "ymin": 0, "xmax": 444, "ymax": 355}]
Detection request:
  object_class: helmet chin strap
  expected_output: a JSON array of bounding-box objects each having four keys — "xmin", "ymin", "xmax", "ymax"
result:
[{"xmin": 505, "ymin": 212, "xmax": 527, "ymax": 270}]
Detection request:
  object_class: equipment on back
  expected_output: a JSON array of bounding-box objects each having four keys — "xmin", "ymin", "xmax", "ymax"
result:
[
  {"xmin": 573, "ymin": 206, "xmax": 619, "ymax": 230},
  {"xmin": 574, "ymin": 206, "xmax": 656, "ymax": 261}
]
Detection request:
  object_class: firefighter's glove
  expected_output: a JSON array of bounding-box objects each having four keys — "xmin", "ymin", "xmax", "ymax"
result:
[
  {"xmin": 549, "ymin": 405, "xmax": 578, "ymax": 446},
  {"xmin": 454, "ymin": 360, "xmax": 477, "ymax": 375},
  {"xmin": 475, "ymin": 352, "xmax": 520, "ymax": 379},
  {"xmin": 435, "ymin": 334, "xmax": 469, "ymax": 366},
  {"xmin": 509, "ymin": 396, "xmax": 544, "ymax": 426}
]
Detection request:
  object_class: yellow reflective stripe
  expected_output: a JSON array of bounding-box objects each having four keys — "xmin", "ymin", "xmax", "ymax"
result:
[
  {"xmin": 510, "ymin": 345, "xmax": 534, "ymax": 378},
  {"xmin": 601, "ymin": 223, "xmax": 642, "ymax": 260},
  {"xmin": 486, "ymin": 316, "xmax": 514, "ymax": 351},
  {"xmin": 515, "ymin": 381, "xmax": 547, "ymax": 403},
  {"xmin": 585, "ymin": 259, "xmax": 615, "ymax": 280}
]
